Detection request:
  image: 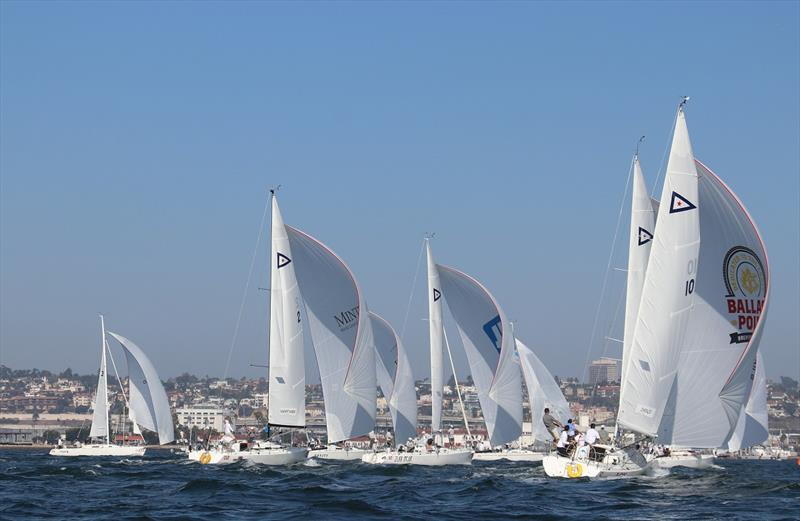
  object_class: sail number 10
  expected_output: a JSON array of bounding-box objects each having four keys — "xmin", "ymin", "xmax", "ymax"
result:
[{"xmin": 685, "ymin": 258, "xmax": 697, "ymax": 296}]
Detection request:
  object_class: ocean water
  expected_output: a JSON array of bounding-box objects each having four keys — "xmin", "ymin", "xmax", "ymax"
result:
[{"xmin": 1, "ymin": 448, "xmax": 798, "ymax": 520}]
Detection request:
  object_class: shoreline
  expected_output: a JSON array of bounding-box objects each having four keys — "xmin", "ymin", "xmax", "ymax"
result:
[{"xmin": 0, "ymin": 444, "xmax": 179, "ymax": 450}]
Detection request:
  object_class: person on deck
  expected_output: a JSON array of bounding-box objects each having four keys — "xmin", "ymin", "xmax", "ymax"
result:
[
  {"xmin": 556, "ymin": 425, "xmax": 570, "ymax": 457},
  {"xmin": 448, "ymin": 426, "xmax": 455, "ymax": 447},
  {"xmin": 542, "ymin": 408, "xmax": 562, "ymax": 442}
]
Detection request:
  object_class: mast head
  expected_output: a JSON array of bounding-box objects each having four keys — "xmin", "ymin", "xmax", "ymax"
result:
[{"xmin": 679, "ymin": 96, "xmax": 690, "ymax": 111}]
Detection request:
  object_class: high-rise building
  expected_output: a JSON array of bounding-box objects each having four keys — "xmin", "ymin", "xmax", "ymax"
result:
[{"xmin": 588, "ymin": 358, "xmax": 621, "ymax": 384}]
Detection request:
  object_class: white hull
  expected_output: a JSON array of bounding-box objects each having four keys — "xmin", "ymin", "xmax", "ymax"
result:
[
  {"xmin": 473, "ymin": 450, "xmax": 544, "ymax": 463},
  {"xmin": 188, "ymin": 445, "xmax": 307, "ymax": 465},
  {"xmin": 361, "ymin": 448, "xmax": 473, "ymax": 466},
  {"xmin": 542, "ymin": 448, "xmax": 649, "ymax": 479},
  {"xmin": 49, "ymin": 444, "xmax": 146, "ymax": 457},
  {"xmin": 652, "ymin": 453, "xmax": 715, "ymax": 469},
  {"xmin": 307, "ymin": 447, "xmax": 370, "ymax": 461}
]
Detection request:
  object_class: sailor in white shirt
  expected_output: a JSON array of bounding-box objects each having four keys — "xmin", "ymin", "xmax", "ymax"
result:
[
  {"xmin": 556, "ymin": 426, "xmax": 570, "ymax": 457},
  {"xmin": 585, "ymin": 423, "xmax": 600, "ymax": 445}
]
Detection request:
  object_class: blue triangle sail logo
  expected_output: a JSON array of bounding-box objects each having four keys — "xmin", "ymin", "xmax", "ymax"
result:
[
  {"xmin": 669, "ymin": 191, "xmax": 697, "ymax": 214},
  {"xmin": 277, "ymin": 252, "xmax": 292, "ymax": 269},
  {"xmin": 637, "ymin": 227, "xmax": 653, "ymax": 246}
]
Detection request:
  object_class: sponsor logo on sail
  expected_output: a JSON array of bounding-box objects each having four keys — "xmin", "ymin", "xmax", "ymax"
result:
[
  {"xmin": 334, "ymin": 306, "xmax": 359, "ymax": 332},
  {"xmin": 723, "ymin": 246, "xmax": 766, "ymax": 344},
  {"xmin": 669, "ymin": 191, "xmax": 697, "ymax": 214},
  {"xmin": 483, "ymin": 315, "xmax": 502, "ymax": 354}
]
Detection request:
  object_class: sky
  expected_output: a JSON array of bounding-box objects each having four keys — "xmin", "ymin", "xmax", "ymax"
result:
[{"xmin": 1, "ymin": 1, "xmax": 798, "ymax": 383}]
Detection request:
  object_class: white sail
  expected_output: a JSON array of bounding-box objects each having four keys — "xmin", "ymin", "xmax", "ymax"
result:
[
  {"xmin": 726, "ymin": 351, "xmax": 768, "ymax": 451},
  {"xmin": 426, "ymin": 240, "xmax": 444, "ymax": 433},
  {"xmin": 107, "ymin": 332, "xmax": 175, "ymax": 445},
  {"xmin": 655, "ymin": 158, "xmax": 770, "ymax": 447},
  {"xmin": 88, "ymin": 317, "xmax": 110, "ymax": 441},
  {"xmin": 267, "ymin": 194, "xmax": 305, "ymax": 428},
  {"xmin": 620, "ymin": 156, "xmax": 657, "ymax": 393},
  {"xmin": 516, "ymin": 338, "xmax": 571, "ymax": 444},
  {"xmin": 437, "ymin": 265, "xmax": 522, "ymax": 446},
  {"xmin": 286, "ymin": 226, "xmax": 376, "ymax": 443},
  {"xmin": 370, "ymin": 311, "xmax": 418, "ymax": 445},
  {"xmin": 617, "ymin": 108, "xmax": 701, "ymax": 437}
]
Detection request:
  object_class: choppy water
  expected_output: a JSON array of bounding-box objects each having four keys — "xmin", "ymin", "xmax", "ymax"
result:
[{"xmin": 1, "ymin": 448, "xmax": 798, "ymax": 520}]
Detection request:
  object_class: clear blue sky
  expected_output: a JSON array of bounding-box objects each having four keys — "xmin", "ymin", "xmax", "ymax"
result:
[{"xmin": 1, "ymin": 1, "xmax": 798, "ymax": 382}]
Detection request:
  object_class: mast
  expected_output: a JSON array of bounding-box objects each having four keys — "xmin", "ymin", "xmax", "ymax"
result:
[
  {"xmin": 443, "ymin": 328, "xmax": 471, "ymax": 438},
  {"xmin": 99, "ymin": 314, "xmax": 109, "ymax": 445}
]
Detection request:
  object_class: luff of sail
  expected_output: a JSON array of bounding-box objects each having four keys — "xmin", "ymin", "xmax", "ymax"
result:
[
  {"xmin": 88, "ymin": 316, "xmax": 110, "ymax": 441},
  {"xmin": 107, "ymin": 332, "xmax": 175, "ymax": 445},
  {"xmin": 617, "ymin": 108, "xmax": 700, "ymax": 437},
  {"xmin": 620, "ymin": 156, "xmax": 657, "ymax": 394},
  {"xmin": 726, "ymin": 351, "xmax": 768, "ymax": 451},
  {"xmin": 426, "ymin": 239, "xmax": 444, "ymax": 433},
  {"xmin": 286, "ymin": 226, "xmax": 376, "ymax": 443},
  {"xmin": 267, "ymin": 194, "xmax": 305, "ymax": 428},
  {"xmin": 655, "ymin": 158, "xmax": 770, "ymax": 447},
  {"xmin": 516, "ymin": 338, "xmax": 571, "ymax": 444},
  {"xmin": 370, "ymin": 311, "xmax": 418, "ymax": 445},
  {"xmin": 437, "ymin": 264, "xmax": 522, "ymax": 446}
]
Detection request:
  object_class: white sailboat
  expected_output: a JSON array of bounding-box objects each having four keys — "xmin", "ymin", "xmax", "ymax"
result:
[
  {"xmin": 189, "ymin": 192, "xmax": 309, "ymax": 465},
  {"xmin": 51, "ymin": 316, "xmax": 170, "ymax": 457},
  {"xmin": 363, "ymin": 239, "xmax": 473, "ymax": 466},
  {"xmin": 545, "ymin": 104, "xmax": 769, "ymax": 478},
  {"xmin": 283, "ymin": 222, "xmax": 377, "ymax": 462}
]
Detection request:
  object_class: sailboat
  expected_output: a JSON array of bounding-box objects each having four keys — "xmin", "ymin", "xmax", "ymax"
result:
[
  {"xmin": 285, "ymin": 220, "xmax": 377, "ymax": 462},
  {"xmin": 50, "ymin": 316, "xmax": 173, "ymax": 457},
  {"xmin": 362, "ymin": 239, "xmax": 473, "ymax": 465},
  {"xmin": 544, "ymin": 103, "xmax": 770, "ymax": 478},
  {"xmin": 189, "ymin": 192, "xmax": 309, "ymax": 464}
]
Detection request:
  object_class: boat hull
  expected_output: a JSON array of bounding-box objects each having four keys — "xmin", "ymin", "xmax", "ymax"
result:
[
  {"xmin": 49, "ymin": 444, "xmax": 146, "ymax": 457},
  {"xmin": 473, "ymin": 450, "xmax": 544, "ymax": 463},
  {"xmin": 361, "ymin": 449, "xmax": 473, "ymax": 466},
  {"xmin": 542, "ymin": 452, "xmax": 647, "ymax": 479},
  {"xmin": 188, "ymin": 446, "xmax": 308, "ymax": 465},
  {"xmin": 307, "ymin": 447, "xmax": 369, "ymax": 461},
  {"xmin": 653, "ymin": 454, "xmax": 715, "ymax": 469}
]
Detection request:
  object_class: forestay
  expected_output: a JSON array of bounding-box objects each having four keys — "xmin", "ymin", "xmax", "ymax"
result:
[
  {"xmin": 617, "ymin": 108, "xmax": 701, "ymax": 437},
  {"xmin": 370, "ymin": 311, "xmax": 418, "ymax": 445},
  {"xmin": 655, "ymin": 157, "xmax": 769, "ymax": 447},
  {"xmin": 107, "ymin": 332, "xmax": 175, "ymax": 444},
  {"xmin": 426, "ymin": 240, "xmax": 444, "ymax": 433},
  {"xmin": 726, "ymin": 351, "xmax": 768, "ymax": 451},
  {"xmin": 286, "ymin": 226, "xmax": 376, "ymax": 443},
  {"xmin": 267, "ymin": 194, "xmax": 305, "ymax": 428},
  {"xmin": 438, "ymin": 265, "xmax": 522, "ymax": 446},
  {"xmin": 516, "ymin": 338, "xmax": 571, "ymax": 444}
]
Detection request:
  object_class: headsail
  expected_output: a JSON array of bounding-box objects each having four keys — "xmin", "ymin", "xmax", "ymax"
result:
[
  {"xmin": 267, "ymin": 194, "xmax": 305, "ymax": 428},
  {"xmin": 370, "ymin": 311, "xmax": 418, "ymax": 445},
  {"xmin": 286, "ymin": 226, "xmax": 376, "ymax": 443},
  {"xmin": 726, "ymin": 351, "xmax": 768, "ymax": 451},
  {"xmin": 617, "ymin": 108, "xmax": 701, "ymax": 437},
  {"xmin": 107, "ymin": 332, "xmax": 175, "ymax": 445},
  {"xmin": 437, "ymin": 265, "xmax": 522, "ymax": 446},
  {"xmin": 656, "ymin": 158, "xmax": 769, "ymax": 447},
  {"xmin": 620, "ymin": 155, "xmax": 657, "ymax": 393},
  {"xmin": 516, "ymin": 338, "xmax": 571, "ymax": 444},
  {"xmin": 426, "ymin": 240, "xmax": 444, "ymax": 433},
  {"xmin": 89, "ymin": 316, "xmax": 110, "ymax": 441}
]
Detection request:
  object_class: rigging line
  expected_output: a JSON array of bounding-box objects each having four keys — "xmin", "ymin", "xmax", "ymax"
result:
[
  {"xmin": 580, "ymin": 156, "xmax": 635, "ymax": 383},
  {"xmin": 398, "ymin": 237, "xmax": 426, "ymax": 342},
  {"xmin": 443, "ymin": 327, "xmax": 471, "ymax": 438},
  {"xmin": 223, "ymin": 195, "xmax": 271, "ymax": 380},
  {"xmin": 650, "ymin": 107, "xmax": 680, "ymax": 198},
  {"xmin": 600, "ymin": 282, "xmax": 627, "ymax": 360},
  {"xmin": 105, "ymin": 338, "xmax": 134, "ymax": 438}
]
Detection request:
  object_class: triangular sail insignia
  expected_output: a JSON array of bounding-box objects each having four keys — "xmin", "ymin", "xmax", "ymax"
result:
[
  {"xmin": 669, "ymin": 191, "xmax": 697, "ymax": 213},
  {"xmin": 433, "ymin": 288, "xmax": 441, "ymax": 302},
  {"xmin": 637, "ymin": 227, "xmax": 653, "ymax": 246},
  {"xmin": 277, "ymin": 252, "xmax": 292, "ymax": 269}
]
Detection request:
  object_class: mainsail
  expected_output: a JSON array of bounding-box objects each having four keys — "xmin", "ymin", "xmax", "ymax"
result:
[
  {"xmin": 426, "ymin": 239, "xmax": 444, "ymax": 433},
  {"xmin": 89, "ymin": 316, "xmax": 110, "ymax": 441},
  {"xmin": 107, "ymin": 332, "xmax": 175, "ymax": 445},
  {"xmin": 370, "ymin": 311, "xmax": 418, "ymax": 445},
  {"xmin": 516, "ymin": 338, "xmax": 571, "ymax": 444},
  {"xmin": 437, "ymin": 265, "xmax": 522, "ymax": 446},
  {"xmin": 617, "ymin": 107, "xmax": 701, "ymax": 437},
  {"xmin": 726, "ymin": 351, "xmax": 769, "ymax": 451},
  {"xmin": 267, "ymin": 194, "xmax": 305, "ymax": 428},
  {"xmin": 286, "ymin": 226, "xmax": 376, "ymax": 443},
  {"xmin": 620, "ymin": 155, "xmax": 657, "ymax": 393},
  {"xmin": 657, "ymin": 159, "xmax": 770, "ymax": 447}
]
